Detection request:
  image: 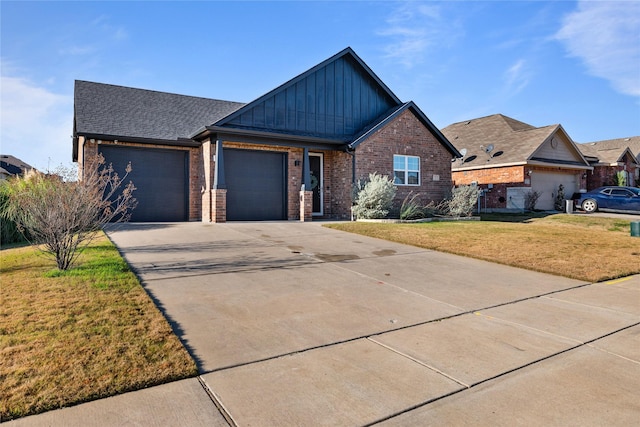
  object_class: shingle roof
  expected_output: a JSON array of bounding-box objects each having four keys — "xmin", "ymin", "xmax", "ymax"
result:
[
  {"xmin": 578, "ymin": 136, "xmax": 640, "ymax": 164},
  {"xmin": 442, "ymin": 114, "xmax": 590, "ymax": 170},
  {"xmin": 74, "ymin": 81, "xmax": 245, "ymax": 141},
  {"xmin": 0, "ymin": 154, "xmax": 36, "ymax": 176},
  {"xmin": 442, "ymin": 114, "xmax": 552, "ymax": 167}
]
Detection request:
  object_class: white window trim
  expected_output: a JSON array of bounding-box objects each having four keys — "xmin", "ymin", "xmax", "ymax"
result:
[{"xmin": 393, "ymin": 154, "xmax": 420, "ymax": 186}]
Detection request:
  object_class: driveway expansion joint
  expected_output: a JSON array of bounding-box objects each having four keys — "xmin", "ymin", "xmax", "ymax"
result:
[{"xmin": 197, "ymin": 376, "xmax": 236, "ymax": 427}]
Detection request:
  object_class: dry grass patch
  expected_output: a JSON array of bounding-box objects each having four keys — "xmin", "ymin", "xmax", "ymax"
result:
[
  {"xmin": 0, "ymin": 233, "xmax": 197, "ymax": 421},
  {"xmin": 326, "ymin": 214, "xmax": 639, "ymax": 282}
]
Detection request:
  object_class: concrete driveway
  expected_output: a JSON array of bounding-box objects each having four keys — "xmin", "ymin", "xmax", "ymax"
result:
[{"xmin": 13, "ymin": 221, "xmax": 639, "ymax": 426}]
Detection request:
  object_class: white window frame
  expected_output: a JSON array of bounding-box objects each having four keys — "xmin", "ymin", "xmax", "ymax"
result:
[{"xmin": 393, "ymin": 154, "xmax": 420, "ymax": 186}]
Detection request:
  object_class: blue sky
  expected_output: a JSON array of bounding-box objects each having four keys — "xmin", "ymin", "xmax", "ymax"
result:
[{"xmin": 2, "ymin": 0, "xmax": 639, "ymax": 171}]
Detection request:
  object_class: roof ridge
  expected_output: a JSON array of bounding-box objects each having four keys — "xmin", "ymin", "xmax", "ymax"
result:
[{"xmin": 74, "ymin": 80, "xmax": 244, "ymax": 105}]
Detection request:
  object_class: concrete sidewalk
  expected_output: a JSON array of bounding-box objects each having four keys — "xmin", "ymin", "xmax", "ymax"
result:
[{"xmin": 10, "ymin": 222, "xmax": 639, "ymax": 426}]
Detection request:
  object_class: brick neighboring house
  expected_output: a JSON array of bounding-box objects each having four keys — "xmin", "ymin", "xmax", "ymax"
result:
[
  {"xmin": 442, "ymin": 114, "xmax": 592, "ymax": 211},
  {"xmin": 0, "ymin": 155, "xmax": 36, "ymax": 180},
  {"xmin": 577, "ymin": 137, "xmax": 640, "ymax": 188},
  {"xmin": 73, "ymin": 48, "xmax": 460, "ymax": 222}
]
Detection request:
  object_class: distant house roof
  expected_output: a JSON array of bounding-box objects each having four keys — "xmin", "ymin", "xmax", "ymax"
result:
[
  {"xmin": 578, "ymin": 136, "xmax": 640, "ymax": 165},
  {"xmin": 442, "ymin": 114, "xmax": 590, "ymax": 170},
  {"xmin": 74, "ymin": 80, "xmax": 245, "ymax": 141},
  {"xmin": 0, "ymin": 154, "xmax": 36, "ymax": 178}
]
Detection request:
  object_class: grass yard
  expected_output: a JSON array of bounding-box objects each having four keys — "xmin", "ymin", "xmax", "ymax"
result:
[
  {"xmin": 0, "ymin": 233, "xmax": 197, "ymax": 421},
  {"xmin": 326, "ymin": 214, "xmax": 640, "ymax": 282}
]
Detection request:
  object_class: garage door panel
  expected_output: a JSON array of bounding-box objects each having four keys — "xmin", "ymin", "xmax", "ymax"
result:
[
  {"xmin": 225, "ymin": 149, "xmax": 286, "ymax": 221},
  {"xmin": 531, "ymin": 172, "xmax": 577, "ymax": 211},
  {"xmin": 99, "ymin": 145, "xmax": 187, "ymax": 222}
]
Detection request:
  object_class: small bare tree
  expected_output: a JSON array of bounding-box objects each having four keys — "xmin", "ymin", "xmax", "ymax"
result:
[
  {"xmin": 524, "ymin": 190, "xmax": 541, "ymax": 211},
  {"xmin": 3, "ymin": 154, "xmax": 136, "ymax": 270}
]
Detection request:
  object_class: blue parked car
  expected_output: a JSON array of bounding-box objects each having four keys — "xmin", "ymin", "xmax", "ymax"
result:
[{"xmin": 575, "ymin": 186, "xmax": 640, "ymax": 214}]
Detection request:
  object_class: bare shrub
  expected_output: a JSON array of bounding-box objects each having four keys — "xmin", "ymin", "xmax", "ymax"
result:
[
  {"xmin": 3, "ymin": 154, "xmax": 136, "ymax": 270},
  {"xmin": 524, "ymin": 190, "xmax": 541, "ymax": 211},
  {"xmin": 444, "ymin": 185, "xmax": 480, "ymax": 217}
]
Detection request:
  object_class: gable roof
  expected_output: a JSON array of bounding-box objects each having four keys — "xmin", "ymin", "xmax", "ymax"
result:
[
  {"xmin": 195, "ymin": 47, "xmax": 403, "ymax": 143},
  {"xmin": 73, "ymin": 48, "xmax": 456, "ymax": 159},
  {"xmin": 349, "ymin": 101, "xmax": 460, "ymax": 156},
  {"xmin": 74, "ymin": 80, "xmax": 245, "ymax": 142},
  {"xmin": 443, "ymin": 114, "xmax": 590, "ymax": 170},
  {"xmin": 578, "ymin": 136, "xmax": 640, "ymax": 165}
]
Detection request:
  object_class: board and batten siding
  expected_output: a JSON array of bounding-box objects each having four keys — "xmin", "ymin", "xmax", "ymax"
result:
[{"xmin": 226, "ymin": 56, "xmax": 396, "ymax": 140}]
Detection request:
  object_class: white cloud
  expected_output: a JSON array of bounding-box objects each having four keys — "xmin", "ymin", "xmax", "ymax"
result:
[
  {"xmin": 378, "ymin": 2, "xmax": 460, "ymax": 68},
  {"xmin": 556, "ymin": 1, "xmax": 640, "ymax": 97},
  {"xmin": 504, "ymin": 59, "xmax": 531, "ymax": 94},
  {"xmin": 0, "ymin": 71, "xmax": 73, "ymax": 171}
]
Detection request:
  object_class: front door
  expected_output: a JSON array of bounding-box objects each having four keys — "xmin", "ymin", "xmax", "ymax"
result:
[{"xmin": 309, "ymin": 153, "xmax": 323, "ymax": 216}]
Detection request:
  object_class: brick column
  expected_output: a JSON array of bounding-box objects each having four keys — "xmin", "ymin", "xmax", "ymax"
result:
[
  {"xmin": 299, "ymin": 190, "xmax": 313, "ymax": 222},
  {"xmin": 212, "ymin": 189, "xmax": 227, "ymax": 223}
]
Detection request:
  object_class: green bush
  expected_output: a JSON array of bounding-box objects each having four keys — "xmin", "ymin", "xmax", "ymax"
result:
[
  {"xmin": 352, "ymin": 173, "xmax": 397, "ymax": 219},
  {"xmin": 0, "ymin": 181, "xmax": 27, "ymax": 246},
  {"xmin": 399, "ymin": 192, "xmax": 424, "ymax": 220}
]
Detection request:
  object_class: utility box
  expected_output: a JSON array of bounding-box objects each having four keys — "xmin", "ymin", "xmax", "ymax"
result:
[
  {"xmin": 631, "ymin": 221, "xmax": 640, "ymax": 237},
  {"xmin": 565, "ymin": 199, "xmax": 574, "ymax": 214}
]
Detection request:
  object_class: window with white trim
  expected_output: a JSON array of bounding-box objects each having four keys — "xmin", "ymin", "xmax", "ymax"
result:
[{"xmin": 393, "ymin": 155, "xmax": 420, "ymax": 185}]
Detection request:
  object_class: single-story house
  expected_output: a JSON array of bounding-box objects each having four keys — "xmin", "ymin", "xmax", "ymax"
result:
[
  {"xmin": 73, "ymin": 48, "xmax": 460, "ymax": 222},
  {"xmin": 577, "ymin": 137, "xmax": 639, "ymax": 188},
  {"xmin": 442, "ymin": 114, "xmax": 592, "ymax": 211},
  {"xmin": 0, "ymin": 155, "xmax": 36, "ymax": 180}
]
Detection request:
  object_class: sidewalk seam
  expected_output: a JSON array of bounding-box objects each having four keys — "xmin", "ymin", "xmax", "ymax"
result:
[
  {"xmin": 366, "ymin": 337, "xmax": 470, "ymax": 388},
  {"xmin": 197, "ymin": 376, "xmax": 237, "ymax": 427}
]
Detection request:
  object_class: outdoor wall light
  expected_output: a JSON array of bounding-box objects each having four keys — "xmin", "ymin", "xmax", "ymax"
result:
[{"xmin": 294, "ymin": 160, "xmax": 301, "ymax": 166}]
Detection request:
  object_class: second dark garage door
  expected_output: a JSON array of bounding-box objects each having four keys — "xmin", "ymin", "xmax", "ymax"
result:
[
  {"xmin": 99, "ymin": 145, "xmax": 188, "ymax": 222},
  {"xmin": 225, "ymin": 149, "xmax": 287, "ymax": 221}
]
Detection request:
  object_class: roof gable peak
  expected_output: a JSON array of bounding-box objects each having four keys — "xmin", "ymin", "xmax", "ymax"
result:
[{"xmin": 211, "ymin": 48, "xmax": 403, "ymax": 141}]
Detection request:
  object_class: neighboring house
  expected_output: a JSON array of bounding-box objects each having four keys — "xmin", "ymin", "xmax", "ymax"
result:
[
  {"xmin": 442, "ymin": 114, "xmax": 592, "ymax": 211},
  {"xmin": 0, "ymin": 155, "xmax": 36, "ymax": 180},
  {"xmin": 73, "ymin": 48, "xmax": 460, "ymax": 222},
  {"xmin": 577, "ymin": 137, "xmax": 640, "ymax": 188}
]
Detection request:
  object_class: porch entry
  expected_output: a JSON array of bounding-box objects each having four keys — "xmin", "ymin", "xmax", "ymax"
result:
[{"xmin": 309, "ymin": 153, "xmax": 323, "ymax": 216}]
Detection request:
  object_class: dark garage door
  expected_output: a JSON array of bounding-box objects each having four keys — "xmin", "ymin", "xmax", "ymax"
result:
[
  {"xmin": 99, "ymin": 145, "xmax": 188, "ymax": 222},
  {"xmin": 225, "ymin": 149, "xmax": 287, "ymax": 221}
]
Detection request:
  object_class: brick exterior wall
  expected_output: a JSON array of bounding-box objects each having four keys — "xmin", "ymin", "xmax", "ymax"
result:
[
  {"xmin": 324, "ymin": 150, "xmax": 353, "ymax": 219},
  {"xmin": 354, "ymin": 109, "xmax": 454, "ymax": 213},
  {"xmin": 81, "ymin": 109, "xmax": 455, "ymax": 222},
  {"xmin": 588, "ymin": 154, "xmax": 638, "ymax": 189},
  {"xmin": 454, "ymin": 165, "xmax": 589, "ymax": 209}
]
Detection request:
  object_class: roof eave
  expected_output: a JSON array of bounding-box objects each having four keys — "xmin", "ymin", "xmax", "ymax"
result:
[
  {"xmin": 75, "ymin": 132, "xmax": 201, "ymax": 148},
  {"xmin": 199, "ymin": 125, "xmax": 348, "ymax": 148},
  {"xmin": 453, "ymin": 161, "xmax": 528, "ymax": 172}
]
